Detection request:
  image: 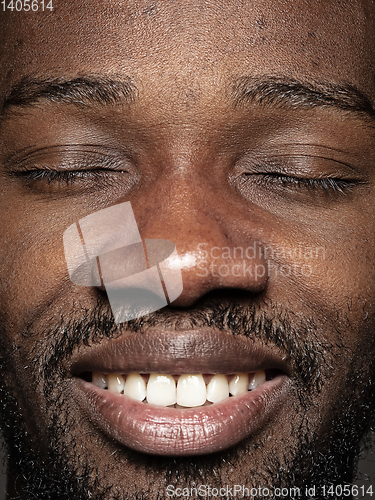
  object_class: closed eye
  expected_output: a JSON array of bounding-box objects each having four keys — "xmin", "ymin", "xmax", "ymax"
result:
[
  {"xmin": 252, "ymin": 173, "xmax": 358, "ymax": 194},
  {"xmin": 14, "ymin": 168, "xmax": 119, "ymax": 185}
]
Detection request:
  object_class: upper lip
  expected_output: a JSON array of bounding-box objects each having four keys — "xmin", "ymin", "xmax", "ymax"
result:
[{"xmin": 69, "ymin": 328, "xmax": 292, "ymax": 376}]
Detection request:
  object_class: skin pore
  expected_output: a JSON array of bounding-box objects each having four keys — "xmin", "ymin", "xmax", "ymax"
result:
[{"xmin": 0, "ymin": 0, "xmax": 375, "ymax": 498}]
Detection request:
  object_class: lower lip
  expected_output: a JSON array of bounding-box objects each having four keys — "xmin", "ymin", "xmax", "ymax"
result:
[{"xmin": 72, "ymin": 376, "xmax": 290, "ymax": 456}]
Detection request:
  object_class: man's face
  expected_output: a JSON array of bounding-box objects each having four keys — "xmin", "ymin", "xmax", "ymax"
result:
[{"xmin": 0, "ymin": 1, "xmax": 375, "ymax": 498}]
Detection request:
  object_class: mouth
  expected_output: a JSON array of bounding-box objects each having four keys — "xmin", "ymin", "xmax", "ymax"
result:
[
  {"xmin": 83, "ymin": 369, "xmax": 281, "ymax": 407},
  {"xmin": 70, "ymin": 329, "xmax": 292, "ymax": 456}
]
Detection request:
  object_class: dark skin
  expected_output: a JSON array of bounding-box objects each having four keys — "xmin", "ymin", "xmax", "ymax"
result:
[{"xmin": 0, "ymin": 1, "xmax": 375, "ymax": 498}]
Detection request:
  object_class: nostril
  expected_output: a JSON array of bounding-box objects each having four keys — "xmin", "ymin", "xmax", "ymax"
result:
[{"xmin": 168, "ymin": 243, "xmax": 269, "ymax": 309}]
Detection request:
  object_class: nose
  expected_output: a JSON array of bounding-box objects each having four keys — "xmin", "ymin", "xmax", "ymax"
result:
[{"xmin": 133, "ymin": 171, "xmax": 269, "ymax": 307}]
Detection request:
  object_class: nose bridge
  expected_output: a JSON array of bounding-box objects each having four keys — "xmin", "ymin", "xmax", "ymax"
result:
[
  {"xmin": 138, "ymin": 158, "xmax": 233, "ymax": 249},
  {"xmin": 134, "ymin": 167, "xmax": 269, "ymax": 307},
  {"xmin": 135, "ymin": 158, "xmax": 210, "ymax": 236}
]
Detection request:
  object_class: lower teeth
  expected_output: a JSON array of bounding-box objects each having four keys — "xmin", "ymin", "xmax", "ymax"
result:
[{"xmin": 89, "ymin": 371, "xmax": 267, "ymax": 408}]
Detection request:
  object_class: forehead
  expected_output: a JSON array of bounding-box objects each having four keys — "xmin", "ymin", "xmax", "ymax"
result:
[{"xmin": 0, "ymin": 0, "xmax": 375, "ymax": 108}]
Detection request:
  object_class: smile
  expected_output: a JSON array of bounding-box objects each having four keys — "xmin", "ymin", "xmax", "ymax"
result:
[
  {"xmin": 88, "ymin": 370, "xmax": 276, "ymax": 407},
  {"xmin": 70, "ymin": 330, "xmax": 292, "ymax": 455}
]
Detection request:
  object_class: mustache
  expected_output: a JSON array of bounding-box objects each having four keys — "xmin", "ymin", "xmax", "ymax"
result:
[{"xmin": 29, "ymin": 291, "xmax": 336, "ymax": 392}]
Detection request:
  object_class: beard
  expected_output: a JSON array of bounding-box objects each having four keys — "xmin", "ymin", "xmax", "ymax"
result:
[{"xmin": 0, "ymin": 293, "xmax": 374, "ymax": 500}]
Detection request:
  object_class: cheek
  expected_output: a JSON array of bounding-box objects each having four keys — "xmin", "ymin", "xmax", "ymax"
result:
[
  {"xmin": 0, "ymin": 235, "xmax": 64, "ymax": 326},
  {"xmin": 262, "ymin": 205, "xmax": 375, "ymax": 351},
  {"xmin": 0, "ymin": 180, "xmax": 132, "ymax": 333},
  {"xmin": 306, "ymin": 223, "xmax": 375, "ymax": 329},
  {"xmin": 0, "ymin": 200, "xmax": 69, "ymax": 333},
  {"xmin": 0, "ymin": 321, "xmax": 52, "ymax": 458}
]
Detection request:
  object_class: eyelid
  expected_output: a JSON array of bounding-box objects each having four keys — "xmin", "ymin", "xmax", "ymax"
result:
[
  {"xmin": 4, "ymin": 144, "xmax": 135, "ymax": 174},
  {"xmin": 14, "ymin": 168, "xmax": 117, "ymax": 179},
  {"xmin": 253, "ymin": 173, "xmax": 358, "ymax": 191},
  {"xmin": 10, "ymin": 166, "xmax": 138, "ymax": 196},
  {"xmin": 234, "ymin": 153, "xmax": 364, "ymax": 181}
]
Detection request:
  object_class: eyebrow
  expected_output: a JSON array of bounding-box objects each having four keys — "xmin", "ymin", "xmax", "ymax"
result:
[
  {"xmin": 0, "ymin": 75, "xmax": 137, "ymax": 116},
  {"xmin": 2, "ymin": 74, "xmax": 375, "ymax": 129},
  {"xmin": 232, "ymin": 76, "xmax": 375, "ymax": 125}
]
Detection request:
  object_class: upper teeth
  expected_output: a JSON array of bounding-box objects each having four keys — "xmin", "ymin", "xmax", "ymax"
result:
[{"xmin": 92, "ymin": 371, "xmax": 267, "ymax": 408}]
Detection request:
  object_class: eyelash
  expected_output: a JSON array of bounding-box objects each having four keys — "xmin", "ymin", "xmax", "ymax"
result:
[
  {"xmin": 17, "ymin": 168, "xmax": 357, "ymax": 195},
  {"xmin": 249, "ymin": 173, "xmax": 357, "ymax": 194},
  {"xmin": 16, "ymin": 169, "xmax": 109, "ymax": 185}
]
